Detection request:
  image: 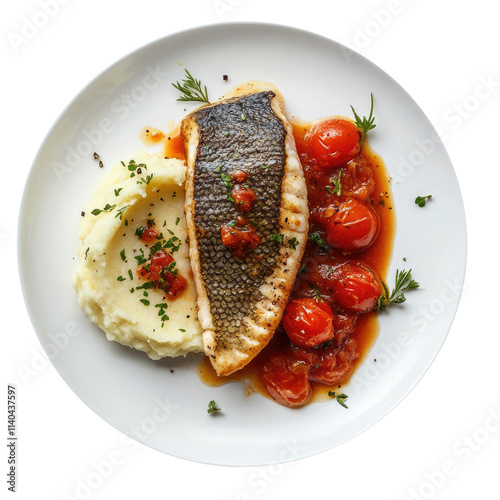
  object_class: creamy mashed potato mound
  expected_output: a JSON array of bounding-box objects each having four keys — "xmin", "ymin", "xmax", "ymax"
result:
[{"xmin": 73, "ymin": 150, "xmax": 203, "ymax": 358}]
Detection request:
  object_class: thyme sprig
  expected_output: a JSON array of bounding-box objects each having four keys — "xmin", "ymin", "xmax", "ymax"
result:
[
  {"xmin": 378, "ymin": 269, "xmax": 419, "ymax": 311},
  {"xmin": 172, "ymin": 69, "xmax": 210, "ymax": 104},
  {"xmin": 351, "ymin": 93, "xmax": 376, "ymax": 146}
]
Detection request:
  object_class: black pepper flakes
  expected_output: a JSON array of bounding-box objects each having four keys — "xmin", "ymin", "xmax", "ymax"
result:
[
  {"xmin": 223, "ymin": 74, "xmax": 228, "ymax": 81},
  {"xmin": 81, "ymin": 211, "xmax": 85, "ymax": 217},
  {"xmin": 93, "ymin": 152, "xmax": 99, "ymax": 159}
]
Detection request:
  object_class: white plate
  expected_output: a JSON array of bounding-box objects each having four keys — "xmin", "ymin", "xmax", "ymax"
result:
[{"xmin": 18, "ymin": 22, "xmax": 466, "ymax": 466}]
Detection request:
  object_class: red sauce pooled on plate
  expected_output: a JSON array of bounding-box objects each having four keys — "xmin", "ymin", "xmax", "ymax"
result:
[{"xmin": 198, "ymin": 118, "xmax": 395, "ymax": 406}]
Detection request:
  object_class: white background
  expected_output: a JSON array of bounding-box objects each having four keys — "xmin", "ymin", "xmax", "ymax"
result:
[{"xmin": 2, "ymin": 1, "xmax": 499, "ymax": 499}]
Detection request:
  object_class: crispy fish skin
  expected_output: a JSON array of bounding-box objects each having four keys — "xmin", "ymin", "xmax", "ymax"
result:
[{"xmin": 182, "ymin": 82, "xmax": 308, "ymax": 376}]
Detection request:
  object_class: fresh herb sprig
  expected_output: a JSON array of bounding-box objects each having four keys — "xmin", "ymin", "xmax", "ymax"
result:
[
  {"xmin": 415, "ymin": 195, "xmax": 432, "ymax": 207},
  {"xmin": 172, "ymin": 69, "xmax": 210, "ymax": 104},
  {"xmin": 328, "ymin": 391, "xmax": 349, "ymax": 408},
  {"xmin": 378, "ymin": 269, "xmax": 419, "ymax": 311},
  {"xmin": 326, "ymin": 170, "xmax": 342, "ymax": 196},
  {"xmin": 207, "ymin": 400, "xmax": 221, "ymax": 414},
  {"xmin": 351, "ymin": 93, "xmax": 376, "ymax": 146}
]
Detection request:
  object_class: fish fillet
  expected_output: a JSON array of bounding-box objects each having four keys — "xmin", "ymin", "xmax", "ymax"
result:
[{"xmin": 182, "ymin": 81, "xmax": 308, "ymax": 376}]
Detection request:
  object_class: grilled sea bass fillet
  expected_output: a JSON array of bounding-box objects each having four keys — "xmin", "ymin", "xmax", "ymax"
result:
[{"xmin": 182, "ymin": 82, "xmax": 308, "ymax": 376}]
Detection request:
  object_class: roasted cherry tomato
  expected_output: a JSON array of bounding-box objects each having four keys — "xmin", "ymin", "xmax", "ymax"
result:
[
  {"xmin": 308, "ymin": 262, "xmax": 381, "ymax": 313},
  {"xmin": 325, "ymin": 198, "xmax": 379, "ymax": 252},
  {"xmin": 330, "ymin": 262, "xmax": 382, "ymax": 313},
  {"xmin": 305, "ymin": 118, "xmax": 360, "ymax": 168},
  {"xmin": 262, "ymin": 352, "xmax": 313, "ymax": 407},
  {"xmin": 282, "ymin": 298, "xmax": 335, "ymax": 348},
  {"xmin": 309, "ymin": 337, "xmax": 358, "ymax": 385}
]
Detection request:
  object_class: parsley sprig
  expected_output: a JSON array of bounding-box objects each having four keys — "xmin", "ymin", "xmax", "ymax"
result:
[
  {"xmin": 207, "ymin": 400, "xmax": 221, "ymax": 414},
  {"xmin": 415, "ymin": 195, "xmax": 432, "ymax": 207},
  {"xmin": 351, "ymin": 93, "xmax": 376, "ymax": 146},
  {"xmin": 172, "ymin": 69, "xmax": 210, "ymax": 104},
  {"xmin": 378, "ymin": 269, "xmax": 419, "ymax": 311}
]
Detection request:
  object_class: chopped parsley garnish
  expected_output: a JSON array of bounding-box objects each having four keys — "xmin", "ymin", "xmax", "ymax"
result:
[
  {"xmin": 163, "ymin": 236, "xmax": 182, "ymax": 254},
  {"xmin": 308, "ymin": 281, "xmax": 324, "ymax": 303},
  {"xmin": 134, "ymin": 248, "xmax": 147, "ymax": 265},
  {"xmin": 175, "ymin": 217, "xmax": 180, "ymax": 226},
  {"xmin": 154, "ymin": 303, "xmax": 169, "ymax": 324},
  {"xmin": 270, "ymin": 233, "xmax": 284, "ymax": 244},
  {"xmin": 220, "ymin": 173, "xmax": 234, "ymax": 202},
  {"xmin": 114, "ymin": 188, "xmax": 123, "ymax": 197},
  {"xmin": 415, "ymin": 195, "xmax": 432, "ymax": 207},
  {"xmin": 120, "ymin": 249, "xmax": 127, "ymax": 262},
  {"xmin": 288, "ymin": 237, "xmax": 299, "ymax": 250},
  {"xmin": 221, "ymin": 173, "xmax": 232, "ymax": 190},
  {"xmin": 378, "ymin": 269, "xmax": 419, "ymax": 311},
  {"xmin": 124, "ymin": 159, "xmax": 147, "ymax": 178},
  {"xmin": 140, "ymin": 299, "xmax": 150, "ymax": 306},
  {"xmin": 309, "ymin": 232, "xmax": 329, "ymax": 252},
  {"xmin": 117, "ymin": 276, "xmax": 126, "ymax": 282},
  {"xmin": 137, "ymin": 174, "xmax": 154, "ymax": 185}
]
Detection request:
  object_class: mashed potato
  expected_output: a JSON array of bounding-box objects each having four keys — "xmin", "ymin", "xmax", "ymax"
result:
[{"xmin": 73, "ymin": 150, "xmax": 203, "ymax": 358}]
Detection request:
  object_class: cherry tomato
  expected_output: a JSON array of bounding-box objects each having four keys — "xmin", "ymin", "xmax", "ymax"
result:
[
  {"xmin": 309, "ymin": 337, "xmax": 358, "ymax": 385},
  {"xmin": 325, "ymin": 198, "xmax": 379, "ymax": 252},
  {"xmin": 262, "ymin": 352, "xmax": 312, "ymax": 407},
  {"xmin": 282, "ymin": 298, "xmax": 334, "ymax": 348},
  {"xmin": 305, "ymin": 118, "xmax": 360, "ymax": 168},
  {"xmin": 330, "ymin": 262, "xmax": 382, "ymax": 313}
]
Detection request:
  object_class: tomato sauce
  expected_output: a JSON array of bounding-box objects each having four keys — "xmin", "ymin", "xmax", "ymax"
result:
[
  {"xmin": 199, "ymin": 118, "xmax": 395, "ymax": 406},
  {"xmin": 164, "ymin": 132, "xmax": 186, "ymax": 161},
  {"xmin": 140, "ymin": 126, "xmax": 165, "ymax": 145}
]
